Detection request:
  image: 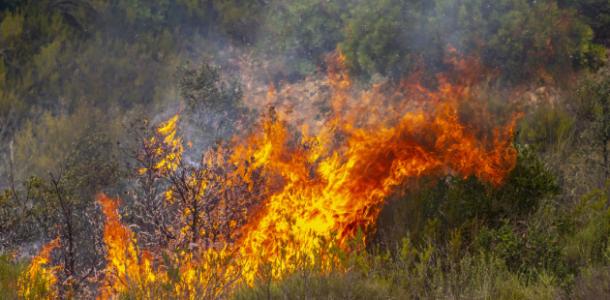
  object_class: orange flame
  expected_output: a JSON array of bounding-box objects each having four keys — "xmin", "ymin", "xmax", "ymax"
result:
[
  {"xmin": 98, "ymin": 193, "xmax": 242, "ymax": 299},
  {"xmin": 98, "ymin": 52, "xmax": 519, "ymax": 296},
  {"xmin": 230, "ymin": 80, "xmax": 517, "ymax": 284},
  {"xmin": 18, "ymin": 238, "xmax": 60, "ymax": 300},
  {"xmin": 97, "ymin": 194, "xmax": 159, "ymax": 299}
]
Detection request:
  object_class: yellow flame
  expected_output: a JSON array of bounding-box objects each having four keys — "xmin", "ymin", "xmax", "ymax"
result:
[
  {"xmin": 98, "ymin": 194, "xmax": 160, "ymax": 299},
  {"xmin": 18, "ymin": 238, "xmax": 60, "ymax": 300},
  {"xmin": 98, "ymin": 52, "xmax": 518, "ymax": 296},
  {"xmin": 139, "ymin": 114, "xmax": 183, "ymax": 176},
  {"xmin": 98, "ymin": 193, "xmax": 241, "ymax": 299}
]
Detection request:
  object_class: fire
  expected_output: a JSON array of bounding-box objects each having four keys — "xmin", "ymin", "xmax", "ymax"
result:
[
  {"xmin": 18, "ymin": 238, "xmax": 60, "ymax": 300},
  {"xmin": 231, "ymin": 84, "xmax": 517, "ymax": 284},
  {"xmin": 97, "ymin": 194, "xmax": 159, "ymax": 298},
  {"xmin": 227, "ymin": 52, "xmax": 517, "ymax": 283},
  {"xmin": 98, "ymin": 192, "xmax": 243, "ymax": 299},
  {"xmin": 95, "ymin": 52, "xmax": 518, "ymax": 297},
  {"xmin": 138, "ymin": 114, "xmax": 183, "ymax": 176}
]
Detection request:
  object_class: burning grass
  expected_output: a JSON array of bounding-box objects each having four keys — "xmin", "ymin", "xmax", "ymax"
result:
[{"xmin": 18, "ymin": 52, "xmax": 519, "ymax": 299}]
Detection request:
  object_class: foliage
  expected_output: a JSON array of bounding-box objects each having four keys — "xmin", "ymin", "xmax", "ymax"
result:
[
  {"xmin": 179, "ymin": 62, "xmax": 250, "ymax": 148},
  {"xmin": 0, "ymin": 254, "xmax": 25, "ymax": 299},
  {"xmin": 0, "ymin": 105, "xmax": 121, "ymax": 296},
  {"xmin": 562, "ymin": 186, "xmax": 610, "ymax": 270},
  {"xmin": 571, "ymin": 66, "xmax": 610, "ymax": 179},
  {"xmin": 235, "ymin": 236, "xmax": 562, "ymax": 300},
  {"xmin": 340, "ymin": 0, "xmax": 422, "ymax": 79},
  {"xmin": 237, "ymin": 177, "xmax": 609, "ymax": 299},
  {"xmin": 518, "ymin": 102, "xmax": 575, "ymax": 154},
  {"xmin": 561, "ymin": 0, "xmax": 610, "ymax": 45},
  {"xmin": 213, "ymin": 0, "xmax": 267, "ymax": 44},
  {"xmin": 376, "ymin": 145, "xmax": 559, "ymax": 247},
  {"xmin": 340, "ymin": 0, "xmax": 605, "ymax": 82},
  {"xmin": 469, "ymin": 0, "xmax": 603, "ymax": 82},
  {"xmin": 572, "ymin": 265, "xmax": 610, "ymax": 299},
  {"xmin": 257, "ymin": 0, "xmax": 346, "ymax": 79}
]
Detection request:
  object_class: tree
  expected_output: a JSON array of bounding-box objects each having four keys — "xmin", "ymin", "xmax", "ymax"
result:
[
  {"xmin": 339, "ymin": 0, "xmax": 603, "ymax": 83},
  {"xmin": 257, "ymin": 0, "xmax": 346, "ymax": 79},
  {"xmin": 30, "ymin": 130, "xmax": 117, "ymax": 296},
  {"xmin": 129, "ymin": 114, "xmax": 262, "ymax": 251},
  {"xmin": 340, "ymin": 0, "xmax": 424, "ymax": 79},
  {"xmin": 212, "ymin": 0, "xmax": 267, "ymax": 44},
  {"xmin": 471, "ymin": 0, "xmax": 603, "ymax": 83},
  {"xmin": 179, "ymin": 62, "xmax": 250, "ymax": 150},
  {"xmin": 560, "ymin": 0, "xmax": 610, "ymax": 45},
  {"xmin": 375, "ymin": 145, "xmax": 558, "ymax": 248},
  {"xmin": 1, "ymin": 105, "xmax": 120, "ymax": 296}
]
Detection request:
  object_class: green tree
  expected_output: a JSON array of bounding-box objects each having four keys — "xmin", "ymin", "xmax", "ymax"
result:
[
  {"xmin": 339, "ymin": 0, "xmax": 604, "ymax": 82},
  {"xmin": 560, "ymin": 0, "xmax": 610, "ymax": 45},
  {"xmin": 213, "ymin": 0, "xmax": 267, "ymax": 44},
  {"xmin": 258, "ymin": 0, "xmax": 346, "ymax": 78},
  {"xmin": 475, "ymin": 0, "xmax": 603, "ymax": 82},
  {"xmin": 340, "ymin": 0, "xmax": 425, "ymax": 79}
]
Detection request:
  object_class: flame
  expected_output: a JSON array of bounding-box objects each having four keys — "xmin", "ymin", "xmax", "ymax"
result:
[
  {"xmin": 97, "ymin": 194, "xmax": 159, "ymax": 298},
  {"xmin": 138, "ymin": 114, "xmax": 183, "ymax": 176},
  {"xmin": 98, "ymin": 193, "xmax": 241, "ymax": 299},
  {"xmin": 18, "ymin": 238, "xmax": 60, "ymax": 299},
  {"xmin": 230, "ymin": 78, "xmax": 517, "ymax": 284},
  {"xmin": 97, "ymin": 52, "xmax": 519, "ymax": 296}
]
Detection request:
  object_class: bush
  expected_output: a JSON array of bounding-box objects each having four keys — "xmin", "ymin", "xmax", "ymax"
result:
[
  {"xmin": 339, "ymin": 0, "xmax": 603, "ymax": 82},
  {"xmin": 256, "ymin": 0, "xmax": 346, "ymax": 79},
  {"xmin": 0, "ymin": 255, "xmax": 25, "ymax": 300},
  {"xmin": 375, "ymin": 145, "xmax": 558, "ymax": 249},
  {"xmin": 518, "ymin": 103, "xmax": 575, "ymax": 154}
]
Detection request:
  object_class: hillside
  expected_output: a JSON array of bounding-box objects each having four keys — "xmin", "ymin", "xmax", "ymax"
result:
[{"xmin": 0, "ymin": 1, "xmax": 609, "ymax": 299}]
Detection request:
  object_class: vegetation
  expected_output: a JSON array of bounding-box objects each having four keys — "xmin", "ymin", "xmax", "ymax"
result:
[{"xmin": 1, "ymin": 0, "xmax": 609, "ymax": 299}]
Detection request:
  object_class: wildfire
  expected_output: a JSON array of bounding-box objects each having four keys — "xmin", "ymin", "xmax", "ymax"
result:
[
  {"xmin": 95, "ymin": 52, "xmax": 518, "ymax": 298},
  {"xmin": 231, "ymin": 88, "xmax": 516, "ymax": 285},
  {"xmin": 97, "ymin": 194, "xmax": 159, "ymax": 298},
  {"xmin": 98, "ymin": 194, "xmax": 241, "ymax": 299},
  {"xmin": 18, "ymin": 238, "xmax": 60, "ymax": 300},
  {"xmin": 138, "ymin": 114, "xmax": 183, "ymax": 176}
]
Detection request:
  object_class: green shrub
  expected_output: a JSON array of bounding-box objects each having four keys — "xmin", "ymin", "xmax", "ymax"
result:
[
  {"xmin": 518, "ymin": 103, "xmax": 575, "ymax": 154},
  {"xmin": 563, "ymin": 187, "xmax": 610, "ymax": 269},
  {"xmin": 376, "ymin": 145, "xmax": 558, "ymax": 248},
  {"xmin": 0, "ymin": 255, "xmax": 25, "ymax": 300}
]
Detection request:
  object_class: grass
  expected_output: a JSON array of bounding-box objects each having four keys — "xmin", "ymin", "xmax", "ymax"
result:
[{"xmin": 0, "ymin": 254, "xmax": 26, "ymax": 300}]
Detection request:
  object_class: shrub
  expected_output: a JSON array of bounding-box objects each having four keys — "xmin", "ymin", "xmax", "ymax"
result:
[{"xmin": 0, "ymin": 254, "xmax": 25, "ymax": 300}]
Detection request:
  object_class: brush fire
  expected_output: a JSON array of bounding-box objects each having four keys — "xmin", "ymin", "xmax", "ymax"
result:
[{"xmin": 19, "ymin": 52, "xmax": 518, "ymax": 299}]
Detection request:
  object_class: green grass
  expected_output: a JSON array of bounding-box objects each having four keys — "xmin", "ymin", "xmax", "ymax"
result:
[{"xmin": 0, "ymin": 254, "xmax": 26, "ymax": 300}]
